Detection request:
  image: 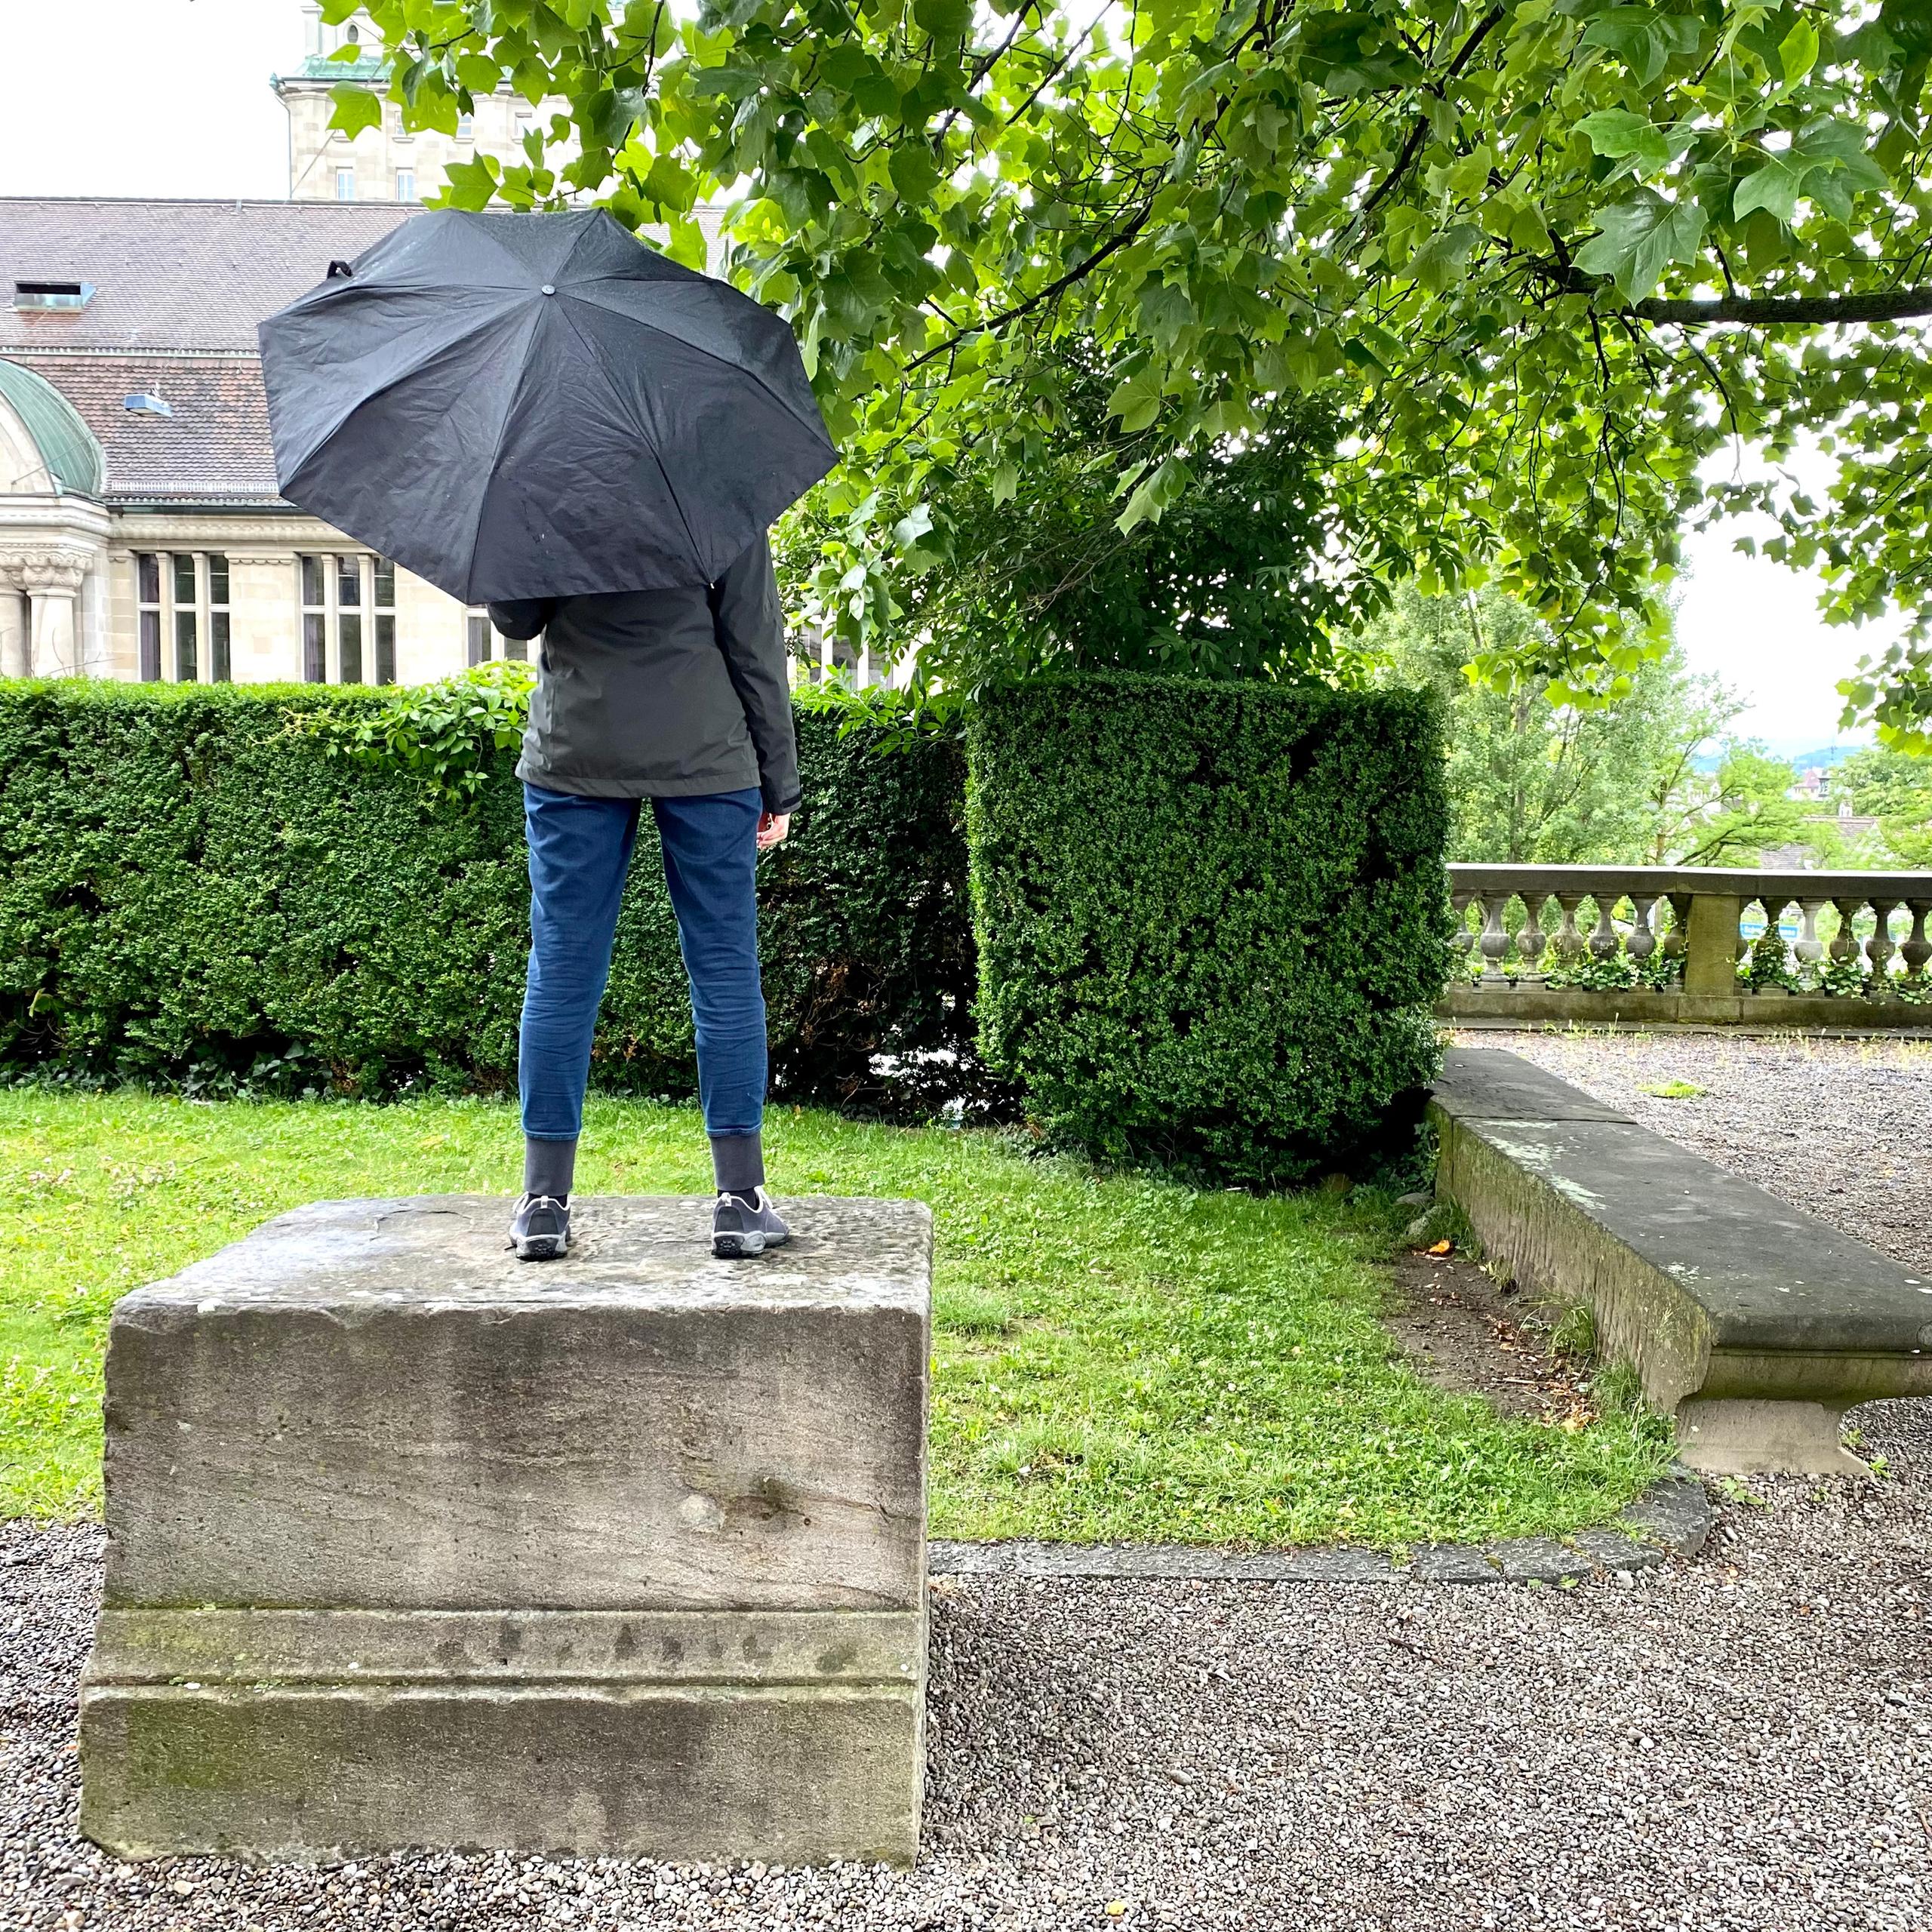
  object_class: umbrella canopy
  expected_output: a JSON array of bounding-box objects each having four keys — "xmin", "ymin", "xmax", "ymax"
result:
[{"xmin": 257, "ymin": 209, "xmax": 837, "ymax": 604}]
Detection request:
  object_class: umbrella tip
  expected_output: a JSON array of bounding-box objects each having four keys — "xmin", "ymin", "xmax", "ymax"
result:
[
  {"xmin": 326, "ymin": 260, "xmax": 355, "ymax": 280},
  {"xmin": 540, "ymin": 284, "xmax": 556, "ymax": 296}
]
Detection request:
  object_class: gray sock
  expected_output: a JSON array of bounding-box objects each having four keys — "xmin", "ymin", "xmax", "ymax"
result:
[
  {"xmin": 709, "ymin": 1131, "xmax": 764, "ymax": 1197},
  {"xmin": 524, "ymin": 1136, "xmax": 577, "ymax": 1201}
]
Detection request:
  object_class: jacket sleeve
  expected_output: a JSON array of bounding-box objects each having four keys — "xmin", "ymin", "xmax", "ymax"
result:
[
  {"xmin": 485, "ymin": 598, "xmax": 558, "ymax": 642},
  {"xmin": 709, "ymin": 533, "xmax": 801, "ymax": 815}
]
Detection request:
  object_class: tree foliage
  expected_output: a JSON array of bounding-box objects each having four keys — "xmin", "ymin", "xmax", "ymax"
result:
[
  {"xmin": 777, "ymin": 357, "xmax": 1343, "ymax": 688},
  {"xmin": 1833, "ymin": 745, "xmax": 1932, "ymax": 865},
  {"xmin": 1368, "ymin": 583, "xmax": 1850, "ymax": 865},
  {"xmin": 334, "ymin": 0, "xmax": 1932, "ymax": 734}
]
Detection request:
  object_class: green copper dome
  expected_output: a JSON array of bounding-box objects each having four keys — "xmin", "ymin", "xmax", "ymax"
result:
[{"xmin": 0, "ymin": 358, "xmax": 105, "ymax": 497}]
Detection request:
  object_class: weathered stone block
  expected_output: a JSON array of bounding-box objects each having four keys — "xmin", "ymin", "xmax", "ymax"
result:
[{"xmin": 81, "ymin": 1195, "xmax": 931, "ymax": 1864}]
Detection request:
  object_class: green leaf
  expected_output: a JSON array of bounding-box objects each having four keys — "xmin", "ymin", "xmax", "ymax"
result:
[
  {"xmin": 911, "ymin": 0, "xmax": 973, "ymax": 41},
  {"xmin": 1573, "ymin": 192, "xmax": 1707, "ymax": 300},
  {"xmin": 1579, "ymin": 7, "xmax": 1703, "ymax": 85},
  {"xmin": 1405, "ymin": 222, "xmax": 1481, "ymax": 291},
  {"xmin": 1732, "ymin": 157, "xmax": 1804, "ymax": 225},
  {"xmin": 1779, "ymin": 17, "xmax": 1820, "ymax": 85},
  {"xmin": 1576, "ymin": 109, "xmax": 1666, "ymax": 167},
  {"xmin": 328, "ymin": 85, "xmax": 384, "ymax": 140},
  {"xmin": 1106, "ymin": 368, "xmax": 1163, "ymax": 433},
  {"xmin": 888, "ymin": 144, "xmax": 940, "ymax": 204}
]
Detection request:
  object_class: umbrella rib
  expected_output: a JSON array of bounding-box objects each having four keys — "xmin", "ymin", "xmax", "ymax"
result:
[
  {"xmin": 558, "ymin": 278, "xmax": 835, "ymax": 457},
  {"xmin": 552, "ymin": 297, "xmax": 707, "ymax": 580},
  {"xmin": 460, "ymin": 303, "xmax": 552, "ymax": 604}
]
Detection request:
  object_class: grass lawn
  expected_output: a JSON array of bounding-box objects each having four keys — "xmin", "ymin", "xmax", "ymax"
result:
[{"xmin": 0, "ymin": 1090, "xmax": 1670, "ymax": 1546}]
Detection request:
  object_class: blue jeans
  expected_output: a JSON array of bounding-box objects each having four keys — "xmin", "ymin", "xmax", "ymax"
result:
[{"xmin": 519, "ymin": 783, "xmax": 766, "ymax": 1146}]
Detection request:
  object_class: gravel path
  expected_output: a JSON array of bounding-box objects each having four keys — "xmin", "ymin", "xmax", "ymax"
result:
[
  {"xmin": 8, "ymin": 1432, "xmax": 1930, "ymax": 1932},
  {"xmin": 5, "ymin": 1032, "xmax": 1928, "ymax": 1930}
]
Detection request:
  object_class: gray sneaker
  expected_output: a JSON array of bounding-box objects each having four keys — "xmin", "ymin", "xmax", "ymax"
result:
[
  {"xmin": 509, "ymin": 1193, "xmax": 571, "ymax": 1261},
  {"xmin": 712, "ymin": 1187, "xmax": 789, "ymax": 1260}
]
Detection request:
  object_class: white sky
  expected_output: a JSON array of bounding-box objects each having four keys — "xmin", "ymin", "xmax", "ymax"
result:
[{"xmin": 0, "ymin": 0, "xmax": 1900, "ymax": 753}]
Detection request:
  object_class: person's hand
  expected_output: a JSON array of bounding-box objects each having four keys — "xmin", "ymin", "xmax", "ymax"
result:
[{"xmin": 757, "ymin": 811, "xmax": 791, "ymax": 851}]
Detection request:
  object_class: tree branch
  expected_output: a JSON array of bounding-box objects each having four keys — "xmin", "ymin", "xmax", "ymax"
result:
[
  {"xmin": 904, "ymin": 204, "xmax": 1154, "ymax": 370},
  {"xmin": 1356, "ymin": 6, "xmax": 1505, "ymax": 226},
  {"xmin": 1630, "ymin": 288, "xmax": 1932, "ymax": 325}
]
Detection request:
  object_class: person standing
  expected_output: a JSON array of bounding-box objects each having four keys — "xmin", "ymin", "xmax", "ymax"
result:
[{"xmin": 490, "ymin": 530, "xmax": 798, "ymax": 1262}]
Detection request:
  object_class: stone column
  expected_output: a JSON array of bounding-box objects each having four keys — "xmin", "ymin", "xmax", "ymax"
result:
[
  {"xmin": 15, "ymin": 549, "xmax": 91, "ymax": 677},
  {"xmin": 1681, "ymin": 893, "xmax": 1744, "ymax": 997},
  {"xmin": 0, "ymin": 574, "xmax": 26, "ymax": 678}
]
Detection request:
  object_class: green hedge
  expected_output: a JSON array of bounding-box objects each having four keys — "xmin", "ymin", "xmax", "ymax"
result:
[
  {"xmin": 965, "ymin": 672, "xmax": 1452, "ymax": 1183},
  {"xmin": 0, "ymin": 682, "xmax": 977, "ymax": 1111}
]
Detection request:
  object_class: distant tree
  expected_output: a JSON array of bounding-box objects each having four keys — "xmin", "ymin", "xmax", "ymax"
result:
[
  {"xmin": 1365, "ymin": 587, "xmax": 1743, "ymax": 864},
  {"xmin": 1832, "ymin": 747, "xmax": 1932, "ymax": 866},
  {"xmin": 1675, "ymin": 746, "xmax": 1824, "ymax": 867}
]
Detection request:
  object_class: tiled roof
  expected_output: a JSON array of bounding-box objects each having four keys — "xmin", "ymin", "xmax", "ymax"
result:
[
  {"xmin": 4, "ymin": 353, "xmax": 281, "ymax": 503},
  {"xmin": 0, "ymin": 199, "xmax": 416, "ymax": 352}
]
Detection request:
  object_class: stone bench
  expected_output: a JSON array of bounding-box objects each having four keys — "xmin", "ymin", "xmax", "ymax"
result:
[
  {"xmin": 79, "ymin": 1195, "xmax": 932, "ymax": 1866},
  {"xmin": 1428, "ymin": 1049, "xmax": 1932, "ymax": 1475}
]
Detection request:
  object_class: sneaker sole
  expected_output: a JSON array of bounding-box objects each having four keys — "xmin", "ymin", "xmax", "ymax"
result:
[
  {"xmin": 512, "ymin": 1235, "xmax": 568, "ymax": 1262},
  {"xmin": 712, "ymin": 1229, "xmax": 768, "ymax": 1260}
]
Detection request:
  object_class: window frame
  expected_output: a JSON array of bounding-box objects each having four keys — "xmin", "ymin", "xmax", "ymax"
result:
[
  {"xmin": 299, "ymin": 553, "xmax": 398, "ymax": 685},
  {"xmin": 335, "ymin": 165, "xmax": 356, "ymax": 202},
  {"xmin": 135, "ymin": 552, "xmax": 162, "ymax": 682}
]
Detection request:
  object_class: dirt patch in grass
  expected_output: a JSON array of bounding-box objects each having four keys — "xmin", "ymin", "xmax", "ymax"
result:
[{"xmin": 1383, "ymin": 1251, "xmax": 1596, "ymax": 1426}]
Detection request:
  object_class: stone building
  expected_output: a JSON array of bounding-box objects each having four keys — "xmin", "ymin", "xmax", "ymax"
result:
[
  {"xmin": 0, "ymin": 196, "xmax": 522, "ymax": 684},
  {"xmin": 272, "ymin": 5, "xmax": 568, "ymax": 206}
]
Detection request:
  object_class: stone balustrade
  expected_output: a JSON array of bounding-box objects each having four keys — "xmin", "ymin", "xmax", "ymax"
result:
[{"xmin": 1442, "ymin": 865, "xmax": 1932, "ymax": 1029}]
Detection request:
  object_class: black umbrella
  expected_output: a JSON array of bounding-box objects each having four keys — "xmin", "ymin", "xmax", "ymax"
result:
[{"xmin": 257, "ymin": 209, "xmax": 837, "ymax": 604}]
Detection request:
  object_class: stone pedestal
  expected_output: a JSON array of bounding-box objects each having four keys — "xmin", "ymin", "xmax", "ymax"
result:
[{"xmin": 80, "ymin": 1195, "xmax": 932, "ymax": 1866}]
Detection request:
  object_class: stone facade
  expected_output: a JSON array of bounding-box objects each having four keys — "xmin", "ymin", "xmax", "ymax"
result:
[{"xmin": 275, "ymin": 8, "xmax": 570, "ymax": 205}]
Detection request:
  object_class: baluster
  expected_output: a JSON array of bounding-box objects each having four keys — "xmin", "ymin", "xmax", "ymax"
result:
[
  {"xmin": 1477, "ymin": 894, "xmax": 1512, "ymax": 985},
  {"xmin": 1866, "ymin": 897, "xmax": 1903, "ymax": 996},
  {"xmin": 1661, "ymin": 893, "xmax": 1692, "ymax": 971},
  {"xmin": 1626, "ymin": 895, "xmax": 1660, "ymax": 967},
  {"xmin": 1794, "ymin": 898, "xmax": 1828, "ymax": 983},
  {"xmin": 1586, "ymin": 895, "xmax": 1620, "ymax": 961},
  {"xmin": 1829, "ymin": 897, "xmax": 1865, "ymax": 987},
  {"xmin": 1552, "ymin": 895, "xmax": 1589, "ymax": 964},
  {"xmin": 1516, "ymin": 893, "xmax": 1549, "ymax": 983},
  {"xmin": 1451, "ymin": 893, "xmax": 1477, "ymax": 970},
  {"xmin": 1758, "ymin": 896, "xmax": 1795, "ymax": 993},
  {"xmin": 1903, "ymin": 900, "xmax": 1932, "ymax": 984}
]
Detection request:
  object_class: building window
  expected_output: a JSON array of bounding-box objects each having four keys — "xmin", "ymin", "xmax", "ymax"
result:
[
  {"xmin": 208, "ymin": 554, "xmax": 231, "ymax": 682},
  {"xmin": 171, "ymin": 553, "xmax": 198, "ymax": 682},
  {"xmin": 300, "ymin": 555, "xmax": 328, "ymax": 682},
  {"xmin": 301, "ymin": 553, "xmax": 398, "ymax": 684},
  {"xmin": 136, "ymin": 553, "xmax": 162, "ymax": 682},
  {"xmin": 466, "ymin": 608, "xmax": 525, "ymax": 666},
  {"xmin": 13, "ymin": 280, "xmax": 93, "ymax": 311},
  {"xmin": 374, "ymin": 557, "xmax": 396, "ymax": 684},
  {"xmin": 336, "ymin": 167, "xmax": 355, "ymax": 202},
  {"xmin": 336, "ymin": 555, "xmax": 362, "ymax": 684},
  {"xmin": 395, "ymin": 168, "xmax": 416, "ymax": 203},
  {"xmin": 456, "ymin": 111, "xmax": 474, "ymax": 140}
]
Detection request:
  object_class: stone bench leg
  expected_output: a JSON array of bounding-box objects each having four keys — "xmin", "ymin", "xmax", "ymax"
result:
[{"xmin": 1674, "ymin": 1398, "xmax": 1869, "ymax": 1478}]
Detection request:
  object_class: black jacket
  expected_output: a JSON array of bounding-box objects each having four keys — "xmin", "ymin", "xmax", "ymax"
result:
[{"xmin": 488, "ymin": 533, "xmax": 800, "ymax": 814}]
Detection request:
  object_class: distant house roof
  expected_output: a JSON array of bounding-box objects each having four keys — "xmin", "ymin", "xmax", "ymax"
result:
[
  {"xmin": 0, "ymin": 199, "xmax": 416, "ymax": 352},
  {"xmin": 0, "ymin": 355, "xmax": 106, "ymax": 496}
]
